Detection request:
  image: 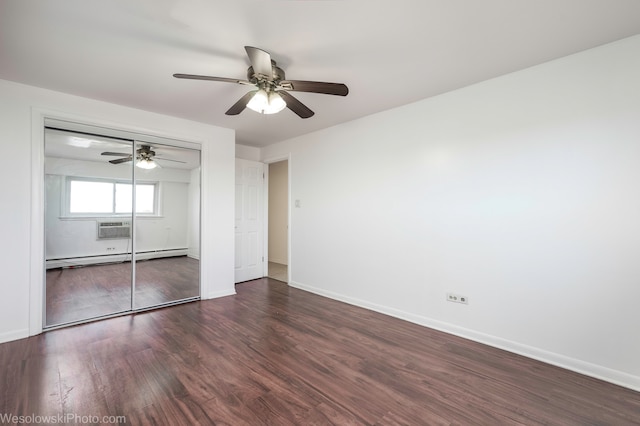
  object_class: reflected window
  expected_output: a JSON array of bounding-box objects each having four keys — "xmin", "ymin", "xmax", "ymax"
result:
[
  {"xmin": 69, "ymin": 180, "xmax": 113, "ymax": 213},
  {"xmin": 68, "ymin": 178, "xmax": 157, "ymax": 215}
]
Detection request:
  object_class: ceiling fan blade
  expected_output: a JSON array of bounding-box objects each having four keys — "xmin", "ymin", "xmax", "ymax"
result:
[
  {"xmin": 109, "ymin": 157, "xmax": 132, "ymax": 164},
  {"xmin": 173, "ymin": 74, "xmax": 252, "ymax": 85},
  {"xmin": 155, "ymin": 157, "xmax": 187, "ymax": 164},
  {"xmin": 279, "ymin": 91, "xmax": 314, "ymax": 119},
  {"xmin": 279, "ymin": 80, "xmax": 349, "ymax": 96},
  {"xmin": 101, "ymin": 151, "xmax": 129, "ymax": 156},
  {"xmin": 226, "ymin": 91, "xmax": 258, "ymax": 116},
  {"xmin": 245, "ymin": 46, "xmax": 273, "ymax": 80}
]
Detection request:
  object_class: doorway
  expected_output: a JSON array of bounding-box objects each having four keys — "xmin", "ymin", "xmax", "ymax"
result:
[
  {"xmin": 43, "ymin": 126, "xmax": 201, "ymax": 328},
  {"xmin": 267, "ymin": 160, "xmax": 288, "ymax": 282}
]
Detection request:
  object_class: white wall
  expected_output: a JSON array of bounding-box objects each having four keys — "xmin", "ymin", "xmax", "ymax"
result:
[
  {"xmin": 236, "ymin": 144, "xmax": 261, "ymax": 161},
  {"xmin": 262, "ymin": 35, "xmax": 640, "ymax": 391},
  {"xmin": 0, "ymin": 78, "xmax": 235, "ymax": 343},
  {"xmin": 268, "ymin": 160, "xmax": 288, "ymax": 265}
]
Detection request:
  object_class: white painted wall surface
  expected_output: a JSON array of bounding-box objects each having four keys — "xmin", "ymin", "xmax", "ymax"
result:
[
  {"xmin": 268, "ymin": 161, "xmax": 288, "ymax": 265},
  {"xmin": 262, "ymin": 36, "xmax": 640, "ymax": 390},
  {"xmin": 236, "ymin": 144, "xmax": 261, "ymax": 161},
  {"xmin": 0, "ymin": 78, "xmax": 235, "ymax": 343}
]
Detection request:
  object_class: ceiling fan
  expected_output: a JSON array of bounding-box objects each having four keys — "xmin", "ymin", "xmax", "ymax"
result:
[
  {"xmin": 173, "ymin": 46, "xmax": 349, "ymax": 118},
  {"xmin": 101, "ymin": 145, "xmax": 185, "ymax": 169}
]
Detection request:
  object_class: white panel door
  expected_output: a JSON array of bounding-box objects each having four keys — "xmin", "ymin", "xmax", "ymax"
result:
[{"xmin": 235, "ymin": 159, "xmax": 264, "ymax": 283}]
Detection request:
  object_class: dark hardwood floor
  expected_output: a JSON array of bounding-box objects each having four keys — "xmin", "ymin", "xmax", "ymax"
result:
[
  {"xmin": 2, "ymin": 278, "xmax": 639, "ymax": 425},
  {"xmin": 45, "ymin": 256, "xmax": 200, "ymax": 326}
]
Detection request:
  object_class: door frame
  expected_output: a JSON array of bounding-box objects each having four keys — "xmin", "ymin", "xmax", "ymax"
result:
[
  {"xmin": 29, "ymin": 108, "xmax": 210, "ymax": 336},
  {"xmin": 263, "ymin": 154, "xmax": 292, "ymax": 283}
]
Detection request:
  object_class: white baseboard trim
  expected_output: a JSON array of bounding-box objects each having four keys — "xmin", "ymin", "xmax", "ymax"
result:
[
  {"xmin": 205, "ymin": 288, "xmax": 236, "ymax": 300},
  {"xmin": 289, "ymin": 280, "xmax": 640, "ymax": 392},
  {"xmin": 0, "ymin": 328, "xmax": 29, "ymax": 345}
]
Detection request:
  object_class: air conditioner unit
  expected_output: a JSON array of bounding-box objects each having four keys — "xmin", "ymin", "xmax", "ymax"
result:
[{"xmin": 97, "ymin": 220, "xmax": 131, "ymax": 240}]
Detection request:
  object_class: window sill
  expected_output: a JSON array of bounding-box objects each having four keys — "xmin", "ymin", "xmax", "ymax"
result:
[{"xmin": 58, "ymin": 215, "xmax": 164, "ymax": 220}]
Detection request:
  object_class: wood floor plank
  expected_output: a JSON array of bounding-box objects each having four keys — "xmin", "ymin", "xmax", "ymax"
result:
[{"xmin": 1, "ymin": 278, "xmax": 639, "ymax": 425}]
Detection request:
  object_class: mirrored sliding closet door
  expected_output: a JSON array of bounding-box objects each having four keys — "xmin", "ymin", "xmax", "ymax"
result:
[
  {"xmin": 44, "ymin": 126, "xmax": 201, "ymax": 328},
  {"xmin": 132, "ymin": 141, "xmax": 201, "ymax": 311}
]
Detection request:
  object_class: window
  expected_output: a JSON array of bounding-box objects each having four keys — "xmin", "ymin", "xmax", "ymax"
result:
[{"xmin": 68, "ymin": 178, "xmax": 157, "ymax": 215}]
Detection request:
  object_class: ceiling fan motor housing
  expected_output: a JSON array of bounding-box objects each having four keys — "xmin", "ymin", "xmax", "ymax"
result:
[
  {"xmin": 247, "ymin": 60, "xmax": 285, "ymax": 85},
  {"xmin": 137, "ymin": 145, "xmax": 155, "ymax": 160}
]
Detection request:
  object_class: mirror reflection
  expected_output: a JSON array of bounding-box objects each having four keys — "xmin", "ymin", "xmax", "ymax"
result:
[{"xmin": 44, "ymin": 128, "xmax": 200, "ymax": 327}]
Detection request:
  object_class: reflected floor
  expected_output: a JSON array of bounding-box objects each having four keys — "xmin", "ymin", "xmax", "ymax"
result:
[{"xmin": 45, "ymin": 256, "xmax": 199, "ymax": 327}]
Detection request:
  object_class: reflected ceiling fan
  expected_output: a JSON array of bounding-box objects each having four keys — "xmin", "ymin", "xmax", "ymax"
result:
[
  {"xmin": 173, "ymin": 46, "xmax": 349, "ymax": 118},
  {"xmin": 101, "ymin": 145, "xmax": 185, "ymax": 169}
]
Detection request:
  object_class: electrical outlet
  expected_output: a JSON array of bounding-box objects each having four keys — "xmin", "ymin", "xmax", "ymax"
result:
[{"xmin": 446, "ymin": 293, "xmax": 469, "ymax": 304}]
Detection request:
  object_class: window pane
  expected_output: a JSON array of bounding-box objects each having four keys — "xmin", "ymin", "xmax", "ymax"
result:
[
  {"xmin": 135, "ymin": 184, "xmax": 155, "ymax": 214},
  {"xmin": 70, "ymin": 181, "xmax": 113, "ymax": 213},
  {"xmin": 114, "ymin": 183, "xmax": 154, "ymax": 214},
  {"xmin": 115, "ymin": 183, "xmax": 132, "ymax": 213}
]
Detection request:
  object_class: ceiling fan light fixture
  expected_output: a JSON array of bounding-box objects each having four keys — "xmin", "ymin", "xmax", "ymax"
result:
[
  {"xmin": 247, "ymin": 89, "xmax": 268, "ymax": 113},
  {"xmin": 246, "ymin": 89, "xmax": 287, "ymax": 114},
  {"xmin": 266, "ymin": 91, "xmax": 286, "ymax": 114},
  {"xmin": 136, "ymin": 158, "xmax": 157, "ymax": 169}
]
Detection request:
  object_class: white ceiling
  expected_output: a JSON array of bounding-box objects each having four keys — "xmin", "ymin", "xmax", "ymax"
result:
[{"xmin": 2, "ymin": 1, "xmax": 640, "ymax": 148}]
